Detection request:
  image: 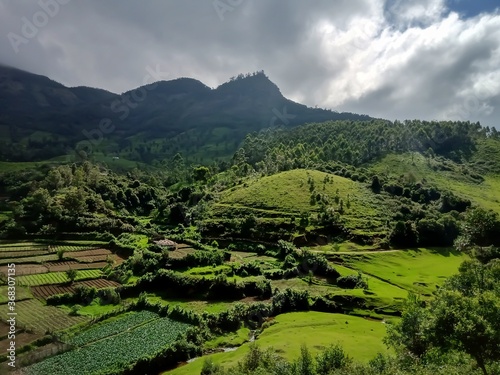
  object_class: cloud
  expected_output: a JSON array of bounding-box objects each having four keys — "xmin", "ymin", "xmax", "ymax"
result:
[{"xmin": 0, "ymin": 0, "xmax": 499, "ymax": 127}]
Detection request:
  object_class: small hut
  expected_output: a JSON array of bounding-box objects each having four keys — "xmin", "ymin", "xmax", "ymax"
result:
[{"xmin": 153, "ymin": 239, "xmax": 177, "ymax": 250}]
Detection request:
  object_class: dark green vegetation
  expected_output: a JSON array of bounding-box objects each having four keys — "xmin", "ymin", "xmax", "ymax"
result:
[
  {"xmin": 0, "ymin": 66, "xmax": 368, "ymax": 164},
  {"xmin": 1, "ymin": 69, "xmax": 500, "ymax": 374}
]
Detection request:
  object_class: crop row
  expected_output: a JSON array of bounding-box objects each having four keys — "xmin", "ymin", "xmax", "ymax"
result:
[
  {"xmin": 4, "ymin": 299, "xmax": 87, "ymax": 334},
  {"xmin": 25, "ymin": 317, "xmax": 191, "ymax": 375},
  {"xmin": 0, "ymin": 250, "xmax": 48, "ymax": 259},
  {"xmin": 68, "ymin": 311, "xmax": 160, "ymax": 347},
  {"xmin": 17, "ymin": 270, "xmax": 103, "ymax": 286},
  {"xmin": 49, "ymin": 245, "xmax": 97, "ymax": 253},
  {"xmin": 0, "ymin": 254, "xmax": 59, "ymax": 265}
]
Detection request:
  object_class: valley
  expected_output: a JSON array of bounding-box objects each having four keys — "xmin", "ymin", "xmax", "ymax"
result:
[{"xmin": 0, "ymin": 68, "xmax": 499, "ymax": 375}]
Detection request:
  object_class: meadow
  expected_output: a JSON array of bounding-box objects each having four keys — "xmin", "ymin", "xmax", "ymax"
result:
[
  {"xmin": 339, "ymin": 247, "xmax": 468, "ymax": 295},
  {"xmin": 166, "ymin": 312, "xmax": 390, "ymax": 375}
]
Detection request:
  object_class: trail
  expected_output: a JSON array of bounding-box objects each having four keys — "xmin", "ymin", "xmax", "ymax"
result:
[{"xmin": 308, "ymin": 249, "xmax": 402, "ymax": 255}]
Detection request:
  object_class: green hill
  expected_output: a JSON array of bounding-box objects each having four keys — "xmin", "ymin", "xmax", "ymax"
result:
[
  {"xmin": 370, "ymin": 150, "xmax": 500, "ymax": 214},
  {"xmin": 205, "ymin": 169, "xmax": 394, "ymax": 242}
]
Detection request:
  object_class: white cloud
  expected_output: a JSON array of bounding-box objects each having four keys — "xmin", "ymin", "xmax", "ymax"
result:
[{"xmin": 0, "ymin": 0, "xmax": 499, "ymax": 127}]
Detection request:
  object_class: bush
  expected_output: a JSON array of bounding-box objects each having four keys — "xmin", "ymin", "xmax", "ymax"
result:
[
  {"xmin": 201, "ymin": 358, "xmax": 223, "ymax": 375},
  {"xmin": 316, "ymin": 343, "xmax": 352, "ymax": 373},
  {"xmin": 336, "ymin": 273, "xmax": 367, "ymax": 289}
]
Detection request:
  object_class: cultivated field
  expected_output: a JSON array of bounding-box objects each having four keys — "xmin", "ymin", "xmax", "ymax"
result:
[
  {"xmin": 0, "ymin": 299, "xmax": 87, "ymax": 334},
  {"xmin": 24, "ymin": 314, "xmax": 191, "ymax": 375},
  {"xmin": 17, "ymin": 269, "xmax": 103, "ymax": 286},
  {"xmin": 31, "ymin": 279, "xmax": 121, "ymax": 299}
]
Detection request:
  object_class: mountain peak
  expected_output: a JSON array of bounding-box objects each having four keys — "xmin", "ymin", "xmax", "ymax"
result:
[{"xmin": 216, "ymin": 71, "xmax": 282, "ymax": 98}]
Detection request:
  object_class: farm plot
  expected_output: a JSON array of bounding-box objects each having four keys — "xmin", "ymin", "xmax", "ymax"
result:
[
  {"xmin": 0, "ymin": 286, "xmax": 33, "ymax": 304},
  {"xmin": 0, "ymin": 242, "xmax": 48, "ymax": 252},
  {"xmin": 46, "ymin": 261, "xmax": 108, "ymax": 272},
  {"xmin": 168, "ymin": 247, "xmax": 196, "ymax": 260},
  {"xmin": 0, "ymin": 332, "xmax": 42, "ymax": 352},
  {"xmin": 68, "ymin": 310, "xmax": 160, "ymax": 346},
  {"xmin": 0, "ymin": 250, "xmax": 48, "ymax": 259},
  {"xmin": 0, "ymin": 263, "xmax": 48, "ymax": 276},
  {"xmin": 0, "ymin": 254, "xmax": 59, "ymax": 265},
  {"xmin": 48, "ymin": 245, "xmax": 98, "ymax": 253},
  {"xmin": 67, "ymin": 249, "xmax": 113, "ymax": 263},
  {"xmin": 32, "ymin": 279, "xmax": 121, "ymax": 299},
  {"xmin": 0, "ymin": 321, "xmax": 10, "ymax": 337},
  {"xmin": 17, "ymin": 270, "xmax": 102, "ymax": 286},
  {"xmin": 68, "ymin": 249, "xmax": 111, "ymax": 257},
  {"xmin": 24, "ymin": 316, "xmax": 191, "ymax": 375},
  {"xmin": 0, "ymin": 299, "xmax": 87, "ymax": 334}
]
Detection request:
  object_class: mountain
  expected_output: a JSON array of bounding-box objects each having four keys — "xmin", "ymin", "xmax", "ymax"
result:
[{"xmin": 0, "ymin": 66, "xmax": 372, "ymax": 163}]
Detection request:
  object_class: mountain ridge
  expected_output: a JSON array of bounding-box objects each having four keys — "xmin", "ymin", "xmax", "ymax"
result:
[{"xmin": 0, "ymin": 65, "xmax": 372, "ymax": 163}]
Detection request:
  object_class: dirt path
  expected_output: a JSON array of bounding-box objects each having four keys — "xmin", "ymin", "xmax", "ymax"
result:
[{"xmin": 308, "ymin": 249, "xmax": 402, "ymax": 255}]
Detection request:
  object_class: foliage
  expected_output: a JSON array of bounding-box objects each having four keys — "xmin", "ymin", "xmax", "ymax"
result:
[{"xmin": 25, "ymin": 316, "xmax": 191, "ymax": 375}]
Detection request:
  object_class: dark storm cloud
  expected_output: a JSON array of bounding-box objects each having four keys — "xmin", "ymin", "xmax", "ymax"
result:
[{"xmin": 0, "ymin": 0, "xmax": 499, "ymax": 126}]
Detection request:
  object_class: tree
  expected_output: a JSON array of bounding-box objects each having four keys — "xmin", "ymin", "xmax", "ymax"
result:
[
  {"xmin": 455, "ymin": 208, "xmax": 500, "ymax": 252},
  {"xmin": 385, "ymin": 293, "xmax": 431, "ymax": 358},
  {"xmin": 428, "ymin": 288, "xmax": 500, "ymax": 375},
  {"xmin": 62, "ymin": 188, "xmax": 87, "ymax": 216},
  {"xmin": 389, "ymin": 260, "xmax": 500, "ymax": 375},
  {"xmin": 193, "ymin": 166, "xmax": 210, "ymax": 182},
  {"xmin": 57, "ymin": 248, "xmax": 65, "ymax": 261},
  {"xmin": 66, "ymin": 269, "xmax": 78, "ymax": 283}
]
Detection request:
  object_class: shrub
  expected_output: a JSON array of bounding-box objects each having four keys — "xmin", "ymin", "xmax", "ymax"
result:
[
  {"xmin": 336, "ymin": 273, "xmax": 367, "ymax": 289},
  {"xmin": 316, "ymin": 343, "xmax": 352, "ymax": 374},
  {"xmin": 201, "ymin": 358, "xmax": 223, "ymax": 375}
]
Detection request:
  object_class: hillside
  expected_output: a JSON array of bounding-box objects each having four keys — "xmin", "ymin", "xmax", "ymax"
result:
[
  {"xmin": 370, "ymin": 151, "xmax": 500, "ymax": 214},
  {"xmin": 204, "ymin": 169, "xmax": 393, "ymax": 242},
  {"xmin": 0, "ymin": 67, "xmax": 371, "ymax": 164}
]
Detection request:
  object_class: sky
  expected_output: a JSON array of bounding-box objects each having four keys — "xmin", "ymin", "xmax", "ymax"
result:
[{"xmin": 1, "ymin": 0, "xmax": 499, "ymax": 127}]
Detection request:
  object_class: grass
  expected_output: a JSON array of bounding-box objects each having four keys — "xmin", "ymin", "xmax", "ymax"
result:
[
  {"xmin": 17, "ymin": 270, "xmax": 103, "ymax": 286},
  {"xmin": 370, "ymin": 152, "xmax": 500, "ymax": 214},
  {"xmin": 213, "ymin": 169, "xmax": 393, "ymax": 237},
  {"xmin": 305, "ymin": 241, "xmax": 380, "ymax": 253},
  {"xmin": 340, "ymin": 247, "xmax": 468, "ymax": 295},
  {"xmin": 165, "ymin": 312, "xmax": 390, "ymax": 375},
  {"xmin": 203, "ymin": 327, "xmax": 251, "ymax": 350},
  {"xmin": 71, "ymin": 301, "xmax": 123, "ymax": 317},
  {"xmin": 139, "ymin": 293, "xmax": 245, "ymax": 314}
]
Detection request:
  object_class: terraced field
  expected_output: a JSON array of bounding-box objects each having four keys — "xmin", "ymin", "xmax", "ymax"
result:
[
  {"xmin": 17, "ymin": 270, "xmax": 103, "ymax": 286},
  {"xmin": 0, "ymin": 299, "xmax": 88, "ymax": 334},
  {"xmin": 32, "ymin": 279, "xmax": 121, "ymax": 299}
]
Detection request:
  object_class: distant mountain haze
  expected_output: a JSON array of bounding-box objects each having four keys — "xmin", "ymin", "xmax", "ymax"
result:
[{"xmin": 0, "ymin": 66, "xmax": 371, "ymax": 163}]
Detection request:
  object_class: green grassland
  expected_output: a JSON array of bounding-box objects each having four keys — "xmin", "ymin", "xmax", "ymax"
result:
[
  {"xmin": 212, "ymin": 169, "xmax": 394, "ymax": 237},
  {"xmin": 370, "ymin": 151, "xmax": 500, "ymax": 214},
  {"xmin": 339, "ymin": 247, "xmax": 468, "ymax": 296},
  {"xmin": 166, "ymin": 312, "xmax": 390, "ymax": 375},
  {"xmin": 142, "ymin": 295, "xmax": 239, "ymax": 314}
]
